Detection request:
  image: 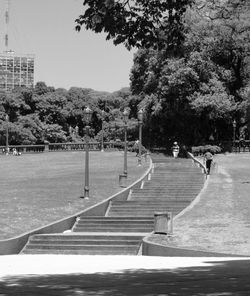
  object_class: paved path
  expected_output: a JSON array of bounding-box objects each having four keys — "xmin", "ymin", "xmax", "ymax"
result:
[
  {"xmin": 170, "ymin": 153, "xmax": 250, "ymax": 256},
  {"xmin": 0, "ymin": 255, "xmax": 250, "ymax": 295}
]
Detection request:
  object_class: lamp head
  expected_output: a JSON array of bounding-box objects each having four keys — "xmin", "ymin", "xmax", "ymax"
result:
[
  {"xmin": 123, "ymin": 109, "xmax": 129, "ymax": 123},
  {"xmin": 137, "ymin": 109, "xmax": 143, "ymax": 122},
  {"xmin": 83, "ymin": 106, "xmax": 93, "ymax": 124}
]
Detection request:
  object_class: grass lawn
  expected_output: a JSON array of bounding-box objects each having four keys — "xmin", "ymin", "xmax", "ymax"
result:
[{"xmin": 0, "ymin": 151, "xmax": 149, "ymax": 240}]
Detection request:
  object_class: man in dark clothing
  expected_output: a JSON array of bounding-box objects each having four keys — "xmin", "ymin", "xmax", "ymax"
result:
[{"xmin": 204, "ymin": 151, "xmax": 213, "ymax": 175}]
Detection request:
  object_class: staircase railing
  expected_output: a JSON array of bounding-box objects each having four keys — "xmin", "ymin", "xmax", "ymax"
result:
[{"xmin": 187, "ymin": 152, "xmax": 207, "ymax": 176}]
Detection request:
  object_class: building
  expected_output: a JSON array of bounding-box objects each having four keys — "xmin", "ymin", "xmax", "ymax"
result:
[{"xmin": 0, "ymin": 51, "xmax": 35, "ymax": 91}]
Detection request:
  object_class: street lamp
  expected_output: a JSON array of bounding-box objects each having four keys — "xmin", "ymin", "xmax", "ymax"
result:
[
  {"xmin": 82, "ymin": 106, "xmax": 93, "ymax": 199},
  {"xmin": 123, "ymin": 109, "xmax": 129, "ymax": 176},
  {"xmin": 75, "ymin": 125, "xmax": 79, "ymax": 137},
  {"xmin": 233, "ymin": 119, "xmax": 236, "ymax": 150},
  {"xmin": 137, "ymin": 109, "xmax": 143, "ymax": 166},
  {"xmin": 5, "ymin": 114, "xmax": 9, "ymax": 155},
  {"xmin": 101, "ymin": 110, "xmax": 105, "ymax": 152}
]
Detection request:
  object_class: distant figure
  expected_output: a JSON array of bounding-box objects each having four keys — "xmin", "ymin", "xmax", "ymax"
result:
[
  {"xmin": 172, "ymin": 142, "xmax": 180, "ymax": 158},
  {"xmin": 134, "ymin": 139, "xmax": 140, "ymax": 156},
  {"xmin": 12, "ymin": 148, "xmax": 21, "ymax": 156},
  {"xmin": 204, "ymin": 150, "xmax": 213, "ymax": 175},
  {"xmin": 13, "ymin": 148, "xmax": 18, "ymax": 156},
  {"xmin": 5, "ymin": 147, "xmax": 10, "ymax": 155}
]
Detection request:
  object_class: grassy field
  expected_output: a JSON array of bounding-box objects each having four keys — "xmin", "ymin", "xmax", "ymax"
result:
[{"xmin": 0, "ymin": 151, "xmax": 149, "ymax": 239}]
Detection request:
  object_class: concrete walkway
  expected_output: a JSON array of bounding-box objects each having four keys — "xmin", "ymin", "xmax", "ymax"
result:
[{"xmin": 1, "ymin": 255, "xmax": 250, "ymax": 295}]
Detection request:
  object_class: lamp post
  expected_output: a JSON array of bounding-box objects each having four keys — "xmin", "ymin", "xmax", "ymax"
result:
[
  {"xmin": 233, "ymin": 119, "xmax": 236, "ymax": 150},
  {"xmin": 69, "ymin": 125, "xmax": 73, "ymax": 137},
  {"xmin": 123, "ymin": 109, "xmax": 129, "ymax": 177},
  {"xmin": 82, "ymin": 106, "xmax": 93, "ymax": 199},
  {"xmin": 75, "ymin": 125, "xmax": 79, "ymax": 137},
  {"xmin": 137, "ymin": 109, "xmax": 143, "ymax": 166},
  {"xmin": 5, "ymin": 114, "xmax": 9, "ymax": 155},
  {"xmin": 101, "ymin": 110, "xmax": 105, "ymax": 152}
]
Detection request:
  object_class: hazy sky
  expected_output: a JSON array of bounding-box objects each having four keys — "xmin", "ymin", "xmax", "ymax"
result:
[{"xmin": 0, "ymin": 0, "xmax": 136, "ymax": 92}]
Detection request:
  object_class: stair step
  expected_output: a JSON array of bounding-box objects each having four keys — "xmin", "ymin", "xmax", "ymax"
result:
[
  {"xmin": 22, "ymin": 244, "xmax": 139, "ymax": 251},
  {"xmin": 112, "ymin": 201, "xmax": 190, "ymax": 205},
  {"xmin": 132, "ymin": 191, "xmax": 198, "ymax": 193},
  {"xmin": 75, "ymin": 221, "xmax": 154, "ymax": 226},
  {"xmin": 28, "ymin": 239, "xmax": 140, "ymax": 246},
  {"xmin": 73, "ymin": 227, "xmax": 151, "ymax": 232},
  {"xmin": 108, "ymin": 212, "xmax": 179, "ymax": 217},
  {"xmin": 29, "ymin": 234, "xmax": 144, "ymax": 240},
  {"xmin": 109, "ymin": 205, "xmax": 188, "ymax": 209},
  {"xmin": 130, "ymin": 196, "xmax": 195, "ymax": 200},
  {"xmin": 78, "ymin": 216, "xmax": 154, "ymax": 221},
  {"xmin": 129, "ymin": 199, "xmax": 194, "ymax": 203},
  {"xmin": 21, "ymin": 248, "xmax": 138, "ymax": 255}
]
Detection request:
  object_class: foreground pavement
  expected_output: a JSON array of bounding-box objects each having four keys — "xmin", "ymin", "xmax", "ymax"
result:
[{"xmin": 1, "ymin": 255, "xmax": 250, "ymax": 295}]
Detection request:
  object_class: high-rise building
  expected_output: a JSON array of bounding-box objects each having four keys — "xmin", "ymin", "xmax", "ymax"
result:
[
  {"xmin": 0, "ymin": 51, "xmax": 35, "ymax": 90},
  {"xmin": 0, "ymin": 1, "xmax": 35, "ymax": 91}
]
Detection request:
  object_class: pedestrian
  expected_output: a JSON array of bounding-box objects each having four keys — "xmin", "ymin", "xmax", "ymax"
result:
[
  {"xmin": 203, "ymin": 150, "xmax": 213, "ymax": 175},
  {"xmin": 172, "ymin": 142, "xmax": 180, "ymax": 158},
  {"xmin": 134, "ymin": 139, "xmax": 140, "ymax": 156}
]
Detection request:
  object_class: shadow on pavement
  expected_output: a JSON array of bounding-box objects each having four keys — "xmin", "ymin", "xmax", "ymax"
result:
[{"xmin": 1, "ymin": 259, "xmax": 250, "ymax": 295}]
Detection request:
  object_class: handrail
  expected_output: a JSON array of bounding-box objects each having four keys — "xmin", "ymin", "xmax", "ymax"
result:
[{"xmin": 187, "ymin": 152, "xmax": 207, "ymax": 176}]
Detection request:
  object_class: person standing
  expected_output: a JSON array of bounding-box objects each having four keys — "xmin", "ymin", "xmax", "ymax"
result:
[
  {"xmin": 172, "ymin": 142, "xmax": 180, "ymax": 158},
  {"xmin": 134, "ymin": 139, "xmax": 139, "ymax": 156},
  {"xmin": 204, "ymin": 150, "xmax": 213, "ymax": 175}
]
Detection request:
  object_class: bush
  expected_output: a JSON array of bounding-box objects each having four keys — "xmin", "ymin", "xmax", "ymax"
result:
[{"xmin": 192, "ymin": 145, "xmax": 222, "ymax": 156}]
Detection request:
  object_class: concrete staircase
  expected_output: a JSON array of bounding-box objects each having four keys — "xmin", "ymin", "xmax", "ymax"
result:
[
  {"xmin": 20, "ymin": 233, "xmax": 144, "ymax": 255},
  {"xmin": 21, "ymin": 156, "xmax": 204, "ymax": 255}
]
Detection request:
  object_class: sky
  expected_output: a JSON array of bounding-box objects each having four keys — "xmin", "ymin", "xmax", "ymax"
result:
[{"xmin": 0, "ymin": 0, "xmax": 136, "ymax": 92}]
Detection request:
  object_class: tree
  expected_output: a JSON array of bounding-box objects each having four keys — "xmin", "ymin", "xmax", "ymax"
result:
[
  {"xmin": 75, "ymin": 0, "xmax": 194, "ymax": 50},
  {"xmin": 34, "ymin": 81, "xmax": 55, "ymax": 95},
  {"xmin": 128, "ymin": 0, "xmax": 250, "ymax": 147}
]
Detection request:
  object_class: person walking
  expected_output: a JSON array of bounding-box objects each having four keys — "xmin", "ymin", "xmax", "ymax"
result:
[
  {"xmin": 204, "ymin": 150, "xmax": 213, "ymax": 175},
  {"xmin": 172, "ymin": 142, "xmax": 180, "ymax": 158}
]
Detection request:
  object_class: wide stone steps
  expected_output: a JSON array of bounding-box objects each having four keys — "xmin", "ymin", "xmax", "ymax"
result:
[
  {"xmin": 20, "ymin": 156, "xmax": 205, "ymax": 255},
  {"xmin": 72, "ymin": 217, "xmax": 154, "ymax": 233},
  {"xmin": 108, "ymin": 209, "xmax": 180, "ymax": 217},
  {"xmin": 21, "ymin": 233, "xmax": 144, "ymax": 255},
  {"xmin": 132, "ymin": 188, "xmax": 202, "ymax": 193},
  {"xmin": 110, "ymin": 201, "xmax": 190, "ymax": 208}
]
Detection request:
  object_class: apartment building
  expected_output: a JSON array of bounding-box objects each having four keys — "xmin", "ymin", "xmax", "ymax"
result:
[{"xmin": 0, "ymin": 51, "xmax": 35, "ymax": 90}]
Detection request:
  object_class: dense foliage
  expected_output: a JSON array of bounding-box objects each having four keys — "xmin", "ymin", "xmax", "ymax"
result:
[
  {"xmin": 0, "ymin": 84, "xmax": 140, "ymax": 145},
  {"xmin": 75, "ymin": 0, "xmax": 194, "ymax": 50},
  {"xmin": 129, "ymin": 0, "xmax": 250, "ymax": 147}
]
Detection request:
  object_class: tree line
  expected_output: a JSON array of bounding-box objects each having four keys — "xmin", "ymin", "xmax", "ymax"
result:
[
  {"xmin": 0, "ymin": 83, "xmax": 140, "ymax": 146},
  {"xmin": 0, "ymin": 0, "xmax": 249, "ymax": 150}
]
